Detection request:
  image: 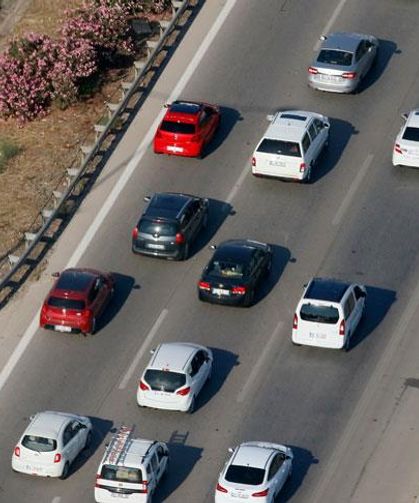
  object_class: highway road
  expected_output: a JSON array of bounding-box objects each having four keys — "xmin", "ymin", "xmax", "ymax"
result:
[{"xmin": 1, "ymin": 0, "xmax": 419, "ymax": 501}]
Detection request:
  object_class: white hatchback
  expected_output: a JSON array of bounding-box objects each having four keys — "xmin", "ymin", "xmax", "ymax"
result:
[
  {"xmin": 392, "ymin": 109, "xmax": 419, "ymax": 168},
  {"xmin": 292, "ymin": 277, "xmax": 366, "ymax": 350},
  {"xmin": 215, "ymin": 441, "xmax": 293, "ymax": 503},
  {"xmin": 137, "ymin": 342, "xmax": 213, "ymax": 413},
  {"xmin": 12, "ymin": 410, "xmax": 92, "ymax": 478},
  {"xmin": 252, "ymin": 110, "xmax": 330, "ymax": 182}
]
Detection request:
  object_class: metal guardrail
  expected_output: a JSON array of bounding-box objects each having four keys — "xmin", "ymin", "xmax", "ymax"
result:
[{"xmin": 0, "ymin": 0, "xmax": 195, "ymax": 301}]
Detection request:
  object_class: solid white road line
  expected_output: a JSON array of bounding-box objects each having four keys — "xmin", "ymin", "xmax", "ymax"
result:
[
  {"xmin": 0, "ymin": 0, "xmax": 238, "ymax": 396},
  {"xmin": 237, "ymin": 321, "xmax": 284, "ymax": 403},
  {"xmin": 313, "ymin": 0, "xmax": 349, "ymax": 51},
  {"xmin": 51, "ymin": 497, "xmax": 61, "ymax": 503},
  {"xmin": 332, "ymin": 154, "xmax": 374, "ymax": 227},
  {"xmin": 118, "ymin": 308, "xmax": 168, "ymax": 390},
  {"xmin": 227, "ymin": 160, "xmax": 251, "ymax": 204}
]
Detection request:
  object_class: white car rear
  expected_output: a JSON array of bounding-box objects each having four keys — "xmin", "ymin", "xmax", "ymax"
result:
[
  {"xmin": 392, "ymin": 109, "xmax": 419, "ymax": 168},
  {"xmin": 292, "ymin": 278, "xmax": 366, "ymax": 350},
  {"xmin": 252, "ymin": 110, "xmax": 329, "ymax": 182},
  {"xmin": 12, "ymin": 411, "xmax": 91, "ymax": 478}
]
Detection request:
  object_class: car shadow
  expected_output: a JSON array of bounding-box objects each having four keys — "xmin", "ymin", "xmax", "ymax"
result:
[
  {"xmin": 155, "ymin": 433, "xmax": 203, "ymax": 502},
  {"xmin": 194, "ymin": 348, "xmax": 239, "ymax": 413},
  {"xmin": 349, "ymin": 285, "xmax": 396, "ymax": 351},
  {"xmin": 69, "ymin": 416, "xmax": 114, "ymax": 477},
  {"xmin": 358, "ymin": 39, "xmax": 400, "ymax": 93},
  {"xmin": 255, "ymin": 244, "xmax": 292, "ymax": 304},
  {"xmin": 311, "ymin": 118, "xmax": 358, "ymax": 183},
  {"xmin": 203, "ymin": 105, "xmax": 243, "ymax": 158},
  {"xmin": 279, "ymin": 446, "xmax": 318, "ymax": 502},
  {"xmin": 189, "ymin": 199, "xmax": 234, "ymax": 259},
  {"xmin": 96, "ymin": 272, "xmax": 138, "ymax": 332}
]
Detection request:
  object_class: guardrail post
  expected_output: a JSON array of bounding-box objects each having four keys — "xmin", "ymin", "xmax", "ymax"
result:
[
  {"xmin": 41, "ymin": 209, "xmax": 53, "ymax": 223},
  {"xmin": 159, "ymin": 19, "xmax": 171, "ymax": 36},
  {"xmin": 94, "ymin": 124, "xmax": 107, "ymax": 142},
  {"xmin": 134, "ymin": 60, "xmax": 146, "ymax": 79},
  {"xmin": 121, "ymin": 81, "xmax": 134, "ymax": 98},
  {"xmin": 171, "ymin": 0, "xmax": 183, "ymax": 16},
  {"xmin": 66, "ymin": 168, "xmax": 80, "ymax": 186},
  {"xmin": 105, "ymin": 102, "xmax": 119, "ymax": 121},
  {"xmin": 80, "ymin": 145, "xmax": 94, "ymax": 164},
  {"xmin": 8, "ymin": 255, "xmax": 19, "ymax": 268},
  {"xmin": 52, "ymin": 191, "xmax": 63, "ymax": 208},
  {"xmin": 24, "ymin": 232, "xmax": 37, "ymax": 249},
  {"xmin": 146, "ymin": 39, "xmax": 159, "ymax": 59}
]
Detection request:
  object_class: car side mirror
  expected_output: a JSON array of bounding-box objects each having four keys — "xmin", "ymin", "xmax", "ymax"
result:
[
  {"xmin": 323, "ymin": 122, "xmax": 330, "ymax": 129},
  {"xmin": 266, "ymin": 114, "xmax": 275, "ymax": 122},
  {"xmin": 209, "ymin": 244, "xmax": 217, "ymax": 250},
  {"xmin": 164, "ymin": 103, "xmax": 170, "ymax": 108},
  {"xmin": 228, "ymin": 447, "xmax": 234, "ymax": 453},
  {"xmin": 401, "ymin": 113, "xmax": 408, "ymax": 121},
  {"xmin": 29, "ymin": 414, "xmax": 35, "ymax": 421},
  {"xmin": 150, "ymin": 348, "xmax": 155, "ymax": 355},
  {"xmin": 144, "ymin": 195, "xmax": 151, "ymax": 202},
  {"xmin": 360, "ymin": 291, "xmax": 367, "ymax": 298},
  {"xmin": 51, "ymin": 272, "xmax": 60, "ymax": 278},
  {"xmin": 320, "ymin": 35, "xmax": 327, "ymax": 41}
]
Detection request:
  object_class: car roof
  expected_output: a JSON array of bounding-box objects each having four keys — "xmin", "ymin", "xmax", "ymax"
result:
[
  {"xmin": 25, "ymin": 411, "xmax": 76, "ymax": 439},
  {"xmin": 54, "ymin": 268, "xmax": 97, "ymax": 293},
  {"xmin": 150, "ymin": 342, "xmax": 204, "ymax": 372},
  {"xmin": 265, "ymin": 111, "xmax": 315, "ymax": 142},
  {"xmin": 232, "ymin": 444, "xmax": 273, "ymax": 469},
  {"xmin": 214, "ymin": 239, "xmax": 266, "ymax": 263},
  {"xmin": 164, "ymin": 101, "xmax": 202, "ymax": 124},
  {"xmin": 320, "ymin": 32, "xmax": 364, "ymax": 53},
  {"xmin": 122, "ymin": 439, "xmax": 154, "ymax": 468},
  {"xmin": 304, "ymin": 277, "xmax": 350, "ymax": 302},
  {"xmin": 406, "ymin": 110, "xmax": 419, "ymax": 128},
  {"xmin": 143, "ymin": 192, "xmax": 192, "ymax": 221}
]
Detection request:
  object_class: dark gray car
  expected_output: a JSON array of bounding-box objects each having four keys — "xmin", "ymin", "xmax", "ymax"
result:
[
  {"xmin": 308, "ymin": 32, "xmax": 378, "ymax": 93},
  {"xmin": 132, "ymin": 192, "xmax": 209, "ymax": 260}
]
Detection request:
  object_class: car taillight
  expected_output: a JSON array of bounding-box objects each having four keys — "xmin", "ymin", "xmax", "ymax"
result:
[
  {"xmin": 176, "ymin": 386, "xmax": 191, "ymax": 396},
  {"xmin": 339, "ymin": 319, "xmax": 345, "ymax": 336},
  {"xmin": 293, "ymin": 313, "xmax": 298, "ymax": 329},
  {"xmin": 54, "ymin": 453, "xmax": 62, "ymax": 463},
  {"xmin": 394, "ymin": 143, "xmax": 402, "ymax": 154},
  {"xmin": 175, "ymin": 232, "xmax": 185, "ymax": 244},
  {"xmin": 342, "ymin": 71, "xmax": 357, "ymax": 79},
  {"xmin": 231, "ymin": 286, "xmax": 246, "ymax": 295},
  {"xmin": 14, "ymin": 446, "xmax": 20, "ymax": 457},
  {"xmin": 139, "ymin": 481, "xmax": 148, "ymax": 494},
  {"xmin": 308, "ymin": 66, "xmax": 318, "ymax": 74},
  {"xmin": 132, "ymin": 227, "xmax": 138, "ymax": 239},
  {"xmin": 252, "ymin": 156, "xmax": 256, "ymax": 167},
  {"xmin": 252, "ymin": 488, "xmax": 269, "ymax": 497},
  {"xmin": 139, "ymin": 380, "xmax": 150, "ymax": 391},
  {"xmin": 299, "ymin": 162, "xmax": 306, "ymax": 173},
  {"xmin": 198, "ymin": 281, "xmax": 211, "ymax": 291},
  {"xmin": 216, "ymin": 483, "xmax": 228, "ymax": 493}
]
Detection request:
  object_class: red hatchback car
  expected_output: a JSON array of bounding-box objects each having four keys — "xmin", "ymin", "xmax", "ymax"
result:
[
  {"xmin": 40, "ymin": 268, "xmax": 114, "ymax": 335},
  {"xmin": 153, "ymin": 100, "xmax": 220, "ymax": 157}
]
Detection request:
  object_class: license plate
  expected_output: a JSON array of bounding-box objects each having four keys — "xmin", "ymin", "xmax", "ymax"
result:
[
  {"xmin": 212, "ymin": 288, "xmax": 230, "ymax": 296},
  {"xmin": 111, "ymin": 494, "xmax": 128, "ymax": 499},
  {"xmin": 269, "ymin": 160, "xmax": 285, "ymax": 167},
  {"xmin": 167, "ymin": 145, "xmax": 183, "ymax": 153},
  {"xmin": 231, "ymin": 492, "xmax": 249, "ymax": 499},
  {"xmin": 147, "ymin": 243, "xmax": 165, "ymax": 250},
  {"xmin": 309, "ymin": 332, "xmax": 327, "ymax": 339},
  {"xmin": 55, "ymin": 325, "xmax": 72, "ymax": 333},
  {"xmin": 320, "ymin": 74, "xmax": 339, "ymax": 81}
]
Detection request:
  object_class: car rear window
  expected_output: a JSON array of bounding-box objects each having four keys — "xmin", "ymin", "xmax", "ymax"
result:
[
  {"xmin": 22, "ymin": 435, "xmax": 57, "ymax": 452},
  {"xmin": 317, "ymin": 49, "xmax": 353, "ymax": 66},
  {"xmin": 100, "ymin": 465, "xmax": 144, "ymax": 483},
  {"xmin": 225, "ymin": 465, "xmax": 265, "ymax": 485},
  {"xmin": 160, "ymin": 121, "xmax": 196, "ymax": 134},
  {"xmin": 207, "ymin": 260, "xmax": 245, "ymax": 279},
  {"xmin": 402, "ymin": 127, "xmax": 419, "ymax": 142},
  {"xmin": 139, "ymin": 219, "xmax": 178, "ymax": 237},
  {"xmin": 144, "ymin": 369, "xmax": 186, "ymax": 392},
  {"xmin": 256, "ymin": 139, "xmax": 301, "ymax": 157},
  {"xmin": 47, "ymin": 297, "xmax": 86, "ymax": 310},
  {"xmin": 300, "ymin": 303, "xmax": 339, "ymax": 324}
]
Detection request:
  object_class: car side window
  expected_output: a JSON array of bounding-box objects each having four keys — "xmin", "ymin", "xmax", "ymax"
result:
[
  {"xmin": 146, "ymin": 463, "xmax": 152, "ymax": 475},
  {"xmin": 268, "ymin": 454, "xmax": 284, "ymax": 480},
  {"xmin": 354, "ymin": 286, "xmax": 364, "ymax": 301},
  {"xmin": 190, "ymin": 200, "xmax": 201, "ymax": 215},
  {"xmin": 344, "ymin": 292, "xmax": 356, "ymax": 318},
  {"xmin": 189, "ymin": 353, "xmax": 203, "ymax": 377},
  {"xmin": 156, "ymin": 445, "xmax": 166, "ymax": 462},
  {"xmin": 355, "ymin": 41, "xmax": 367, "ymax": 61},
  {"xmin": 181, "ymin": 205, "xmax": 194, "ymax": 227},
  {"xmin": 151, "ymin": 452, "xmax": 159, "ymax": 472},
  {"xmin": 62, "ymin": 423, "xmax": 74, "ymax": 446},
  {"xmin": 313, "ymin": 119, "xmax": 324, "ymax": 135},
  {"xmin": 308, "ymin": 123, "xmax": 317, "ymax": 142},
  {"xmin": 199, "ymin": 110, "xmax": 210, "ymax": 128},
  {"xmin": 301, "ymin": 133, "xmax": 311, "ymax": 154}
]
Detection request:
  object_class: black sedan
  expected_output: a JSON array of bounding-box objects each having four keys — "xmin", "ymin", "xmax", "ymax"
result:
[{"xmin": 198, "ymin": 239, "xmax": 272, "ymax": 306}]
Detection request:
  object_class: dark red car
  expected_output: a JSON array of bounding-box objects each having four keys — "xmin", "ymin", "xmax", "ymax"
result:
[
  {"xmin": 153, "ymin": 100, "xmax": 220, "ymax": 158},
  {"xmin": 40, "ymin": 268, "xmax": 114, "ymax": 335}
]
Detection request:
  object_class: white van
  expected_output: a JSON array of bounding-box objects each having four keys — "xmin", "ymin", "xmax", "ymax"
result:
[
  {"xmin": 252, "ymin": 110, "xmax": 330, "ymax": 182},
  {"xmin": 94, "ymin": 426, "xmax": 169, "ymax": 503},
  {"xmin": 292, "ymin": 278, "xmax": 366, "ymax": 350}
]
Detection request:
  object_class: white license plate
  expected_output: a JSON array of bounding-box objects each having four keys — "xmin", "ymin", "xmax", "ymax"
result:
[
  {"xmin": 269, "ymin": 160, "xmax": 286, "ymax": 167},
  {"xmin": 231, "ymin": 492, "xmax": 249, "ymax": 499},
  {"xmin": 167, "ymin": 145, "xmax": 183, "ymax": 153},
  {"xmin": 147, "ymin": 243, "xmax": 165, "ymax": 250},
  {"xmin": 111, "ymin": 494, "xmax": 128, "ymax": 499},
  {"xmin": 320, "ymin": 74, "xmax": 340, "ymax": 81},
  {"xmin": 212, "ymin": 288, "xmax": 230, "ymax": 296},
  {"xmin": 55, "ymin": 325, "xmax": 72, "ymax": 333},
  {"xmin": 309, "ymin": 332, "xmax": 327, "ymax": 339}
]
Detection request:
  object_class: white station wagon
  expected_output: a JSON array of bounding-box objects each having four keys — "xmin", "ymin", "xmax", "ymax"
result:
[
  {"xmin": 392, "ymin": 109, "xmax": 419, "ymax": 168},
  {"xmin": 252, "ymin": 110, "xmax": 330, "ymax": 182},
  {"xmin": 292, "ymin": 277, "xmax": 366, "ymax": 350},
  {"xmin": 12, "ymin": 410, "xmax": 92, "ymax": 478}
]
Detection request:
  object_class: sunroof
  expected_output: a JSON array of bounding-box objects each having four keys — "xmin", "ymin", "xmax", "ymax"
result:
[{"xmin": 281, "ymin": 113, "xmax": 306, "ymax": 121}]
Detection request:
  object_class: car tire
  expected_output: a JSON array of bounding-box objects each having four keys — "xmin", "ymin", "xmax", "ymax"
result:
[
  {"xmin": 60, "ymin": 462, "xmax": 70, "ymax": 480},
  {"xmin": 291, "ymin": 340, "xmax": 302, "ymax": 347},
  {"xmin": 188, "ymin": 395, "xmax": 196, "ymax": 414}
]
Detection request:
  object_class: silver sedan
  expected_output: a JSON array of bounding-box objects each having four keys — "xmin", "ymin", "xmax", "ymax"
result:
[{"xmin": 308, "ymin": 32, "xmax": 379, "ymax": 93}]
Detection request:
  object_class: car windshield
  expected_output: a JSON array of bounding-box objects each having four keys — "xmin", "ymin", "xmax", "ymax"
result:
[
  {"xmin": 160, "ymin": 121, "xmax": 196, "ymax": 134},
  {"xmin": 317, "ymin": 49, "xmax": 353, "ymax": 66},
  {"xmin": 100, "ymin": 465, "xmax": 143, "ymax": 483},
  {"xmin": 22, "ymin": 435, "xmax": 57, "ymax": 452},
  {"xmin": 300, "ymin": 303, "xmax": 339, "ymax": 324},
  {"xmin": 144, "ymin": 369, "xmax": 186, "ymax": 392},
  {"xmin": 139, "ymin": 219, "xmax": 178, "ymax": 237},
  {"xmin": 402, "ymin": 127, "xmax": 419, "ymax": 142},
  {"xmin": 225, "ymin": 465, "xmax": 265, "ymax": 485},
  {"xmin": 257, "ymin": 139, "xmax": 301, "ymax": 157},
  {"xmin": 207, "ymin": 260, "xmax": 246, "ymax": 279},
  {"xmin": 47, "ymin": 297, "xmax": 85, "ymax": 310}
]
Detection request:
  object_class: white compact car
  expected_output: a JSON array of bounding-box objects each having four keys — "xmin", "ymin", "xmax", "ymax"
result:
[
  {"xmin": 252, "ymin": 110, "xmax": 330, "ymax": 182},
  {"xmin": 12, "ymin": 410, "xmax": 92, "ymax": 478},
  {"xmin": 215, "ymin": 441, "xmax": 293, "ymax": 503},
  {"xmin": 292, "ymin": 277, "xmax": 366, "ymax": 350},
  {"xmin": 392, "ymin": 109, "xmax": 419, "ymax": 168},
  {"xmin": 137, "ymin": 342, "xmax": 213, "ymax": 413},
  {"xmin": 95, "ymin": 426, "xmax": 168, "ymax": 503}
]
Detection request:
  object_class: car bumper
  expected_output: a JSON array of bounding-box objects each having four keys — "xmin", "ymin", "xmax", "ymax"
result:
[
  {"xmin": 292, "ymin": 331, "xmax": 345, "ymax": 349},
  {"xmin": 392, "ymin": 152, "xmax": 419, "ymax": 168},
  {"xmin": 137, "ymin": 390, "xmax": 191, "ymax": 412},
  {"xmin": 252, "ymin": 167, "xmax": 305, "ymax": 181},
  {"xmin": 12, "ymin": 457, "xmax": 62, "ymax": 477},
  {"xmin": 308, "ymin": 76, "xmax": 359, "ymax": 93},
  {"xmin": 198, "ymin": 290, "xmax": 247, "ymax": 306},
  {"xmin": 132, "ymin": 244, "xmax": 182, "ymax": 259},
  {"xmin": 153, "ymin": 139, "xmax": 202, "ymax": 157},
  {"xmin": 95, "ymin": 487, "xmax": 147, "ymax": 503},
  {"xmin": 215, "ymin": 492, "xmax": 269, "ymax": 503}
]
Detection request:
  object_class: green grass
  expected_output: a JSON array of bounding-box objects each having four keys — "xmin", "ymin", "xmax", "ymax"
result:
[{"xmin": 0, "ymin": 137, "xmax": 21, "ymax": 173}]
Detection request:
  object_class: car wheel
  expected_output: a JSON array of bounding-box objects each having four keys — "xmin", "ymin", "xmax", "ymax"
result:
[
  {"xmin": 84, "ymin": 431, "xmax": 92, "ymax": 450},
  {"xmin": 181, "ymin": 243, "xmax": 189, "ymax": 261},
  {"xmin": 60, "ymin": 462, "xmax": 70, "ymax": 480},
  {"xmin": 188, "ymin": 395, "xmax": 196, "ymax": 414}
]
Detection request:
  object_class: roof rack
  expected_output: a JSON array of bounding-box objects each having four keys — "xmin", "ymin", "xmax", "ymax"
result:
[{"xmin": 104, "ymin": 425, "xmax": 135, "ymax": 466}]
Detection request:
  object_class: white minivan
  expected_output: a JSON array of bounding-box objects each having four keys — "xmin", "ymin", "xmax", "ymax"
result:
[
  {"xmin": 252, "ymin": 110, "xmax": 330, "ymax": 182},
  {"xmin": 292, "ymin": 278, "xmax": 366, "ymax": 350}
]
